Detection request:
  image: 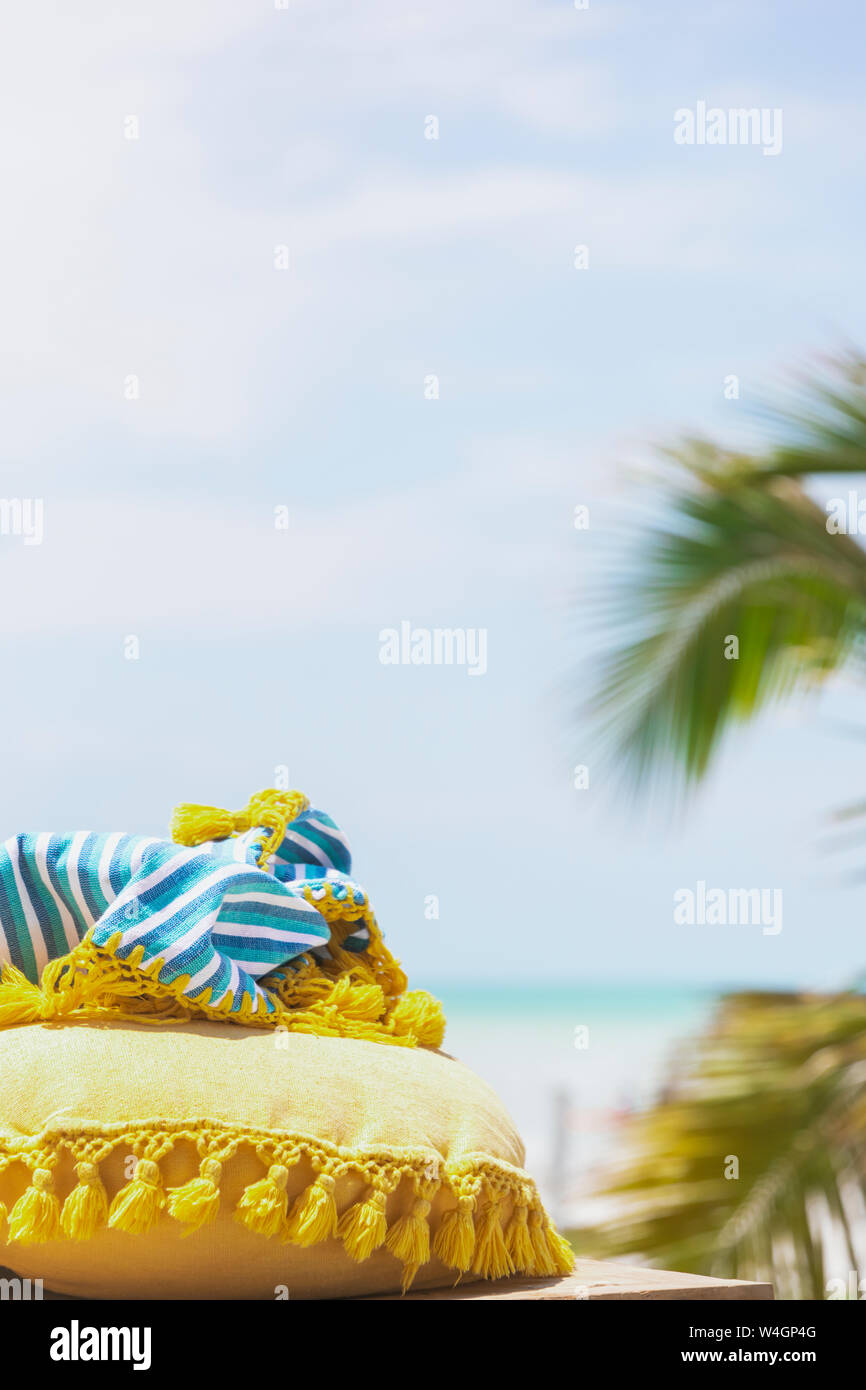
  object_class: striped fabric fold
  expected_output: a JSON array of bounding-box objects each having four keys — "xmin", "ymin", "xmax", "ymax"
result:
[{"xmin": 0, "ymin": 805, "xmax": 369, "ymax": 1018}]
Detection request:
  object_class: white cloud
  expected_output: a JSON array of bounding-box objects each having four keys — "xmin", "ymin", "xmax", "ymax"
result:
[
  {"xmin": 0, "ymin": 442, "xmax": 582, "ymax": 636},
  {"xmin": 0, "ymin": 144, "xmax": 790, "ymax": 454},
  {"xmin": 0, "ymin": 0, "xmax": 862, "ymax": 454},
  {"xmin": 0, "ymin": 1, "xmax": 652, "ymax": 448}
]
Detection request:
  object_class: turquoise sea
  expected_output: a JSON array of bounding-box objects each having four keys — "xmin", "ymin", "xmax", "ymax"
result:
[{"xmin": 428, "ymin": 982, "xmax": 719, "ymax": 1228}]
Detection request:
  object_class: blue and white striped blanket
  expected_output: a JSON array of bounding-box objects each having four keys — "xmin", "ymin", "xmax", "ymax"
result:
[{"xmin": 0, "ymin": 807, "xmax": 371, "ymax": 1021}]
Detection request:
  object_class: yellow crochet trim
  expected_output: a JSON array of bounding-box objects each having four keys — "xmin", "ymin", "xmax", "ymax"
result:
[
  {"xmin": 0, "ymin": 930, "xmax": 445, "ymax": 1049},
  {"xmin": 0, "ymin": 785, "xmax": 446, "ymax": 1048},
  {"xmin": 170, "ymin": 787, "xmax": 310, "ymax": 867},
  {"xmin": 0, "ymin": 1120, "xmax": 575, "ymax": 1290},
  {"xmin": 173, "ymin": 785, "xmax": 411, "ymax": 1008}
]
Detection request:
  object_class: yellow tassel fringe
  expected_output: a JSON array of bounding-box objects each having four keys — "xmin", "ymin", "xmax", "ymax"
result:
[
  {"xmin": 432, "ymin": 1195, "xmax": 476, "ymax": 1272},
  {"xmin": 0, "ymin": 964, "xmax": 44, "ymax": 1029},
  {"xmin": 386, "ymin": 1197, "xmax": 431, "ymax": 1267},
  {"xmin": 61, "ymin": 1162, "xmax": 109, "ymax": 1241},
  {"xmin": 504, "ymin": 1203, "xmax": 535, "ymax": 1270},
  {"xmin": 108, "ymin": 1159, "xmax": 165, "ymax": 1235},
  {"xmin": 0, "ymin": 1124, "xmax": 575, "ymax": 1290},
  {"xmin": 234, "ymin": 1164, "xmax": 290, "ymax": 1238},
  {"xmin": 0, "ymin": 903, "xmax": 445, "ymax": 1055},
  {"xmin": 336, "ymin": 1189, "xmax": 388, "ymax": 1262},
  {"xmin": 0, "ymin": 788, "xmax": 446, "ymax": 1050},
  {"xmin": 0, "ymin": 936, "xmax": 445, "ymax": 1049},
  {"xmin": 170, "ymin": 803, "xmax": 236, "ymax": 848},
  {"xmin": 7, "ymin": 1167, "xmax": 61, "ymax": 1245},
  {"xmin": 545, "ymin": 1223, "xmax": 578, "ymax": 1276},
  {"xmin": 386, "ymin": 1195, "xmax": 432, "ymax": 1292},
  {"xmin": 284, "ymin": 1173, "xmax": 338, "ymax": 1246},
  {"xmin": 527, "ymin": 1208, "xmax": 574, "ymax": 1276},
  {"xmin": 167, "ymin": 1157, "xmax": 222, "ymax": 1233},
  {"xmin": 472, "ymin": 1197, "xmax": 515, "ymax": 1280}
]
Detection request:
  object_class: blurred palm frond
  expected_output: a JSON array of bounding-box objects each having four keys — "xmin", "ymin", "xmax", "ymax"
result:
[
  {"xmin": 590, "ymin": 353, "xmax": 866, "ymax": 797},
  {"xmin": 577, "ymin": 991, "xmax": 866, "ymax": 1299},
  {"xmin": 581, "ymin": 352, "xmax": 866, "ymax": 1298}
]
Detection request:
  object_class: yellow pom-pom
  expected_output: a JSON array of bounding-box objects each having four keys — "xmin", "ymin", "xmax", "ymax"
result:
[
  {"xmin": 7, "ymin": 1167, "xmax": 61, "ymax": 1245},
  {"xmin": 167, "ymin": 1157, "xmax": 222, "ymax": 1234},
  {"xmin": 389, "ymin": 990, "xmax": 446, "ymax": 1048},
  {"xmin": 108, "ymin": 1158, "xmax": 165, "ymax": 1235},
  {"xmin": 235, "ymin": 1164, "xmax": 289, "ymax": 1239},
  {"xmin": 170, "ymin": 803, "xmax": 236, "ymax": 847},
  {"xmin": 60, "ymin": 1162, "xmax": 109, "ymax": 1241},
  {"xmin": 322, "ymin": 976, "xmax": 385, "ymax": 1023},
  {"xmin": 284, "ymin": 1174, "xmax": 338, "ymax": 1247},
  {"xmin": 0, "ymin": 963, "xmax": 44, "ymax": 1028},
  {"xmin": 336, "ymin": 1189, "xmax": 387, "ymax": 1262}
]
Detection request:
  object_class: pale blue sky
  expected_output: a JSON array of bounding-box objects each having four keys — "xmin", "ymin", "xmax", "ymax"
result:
[{"xmin": 2, "ymin": 0, "xmax": 865, "ymax": 990}]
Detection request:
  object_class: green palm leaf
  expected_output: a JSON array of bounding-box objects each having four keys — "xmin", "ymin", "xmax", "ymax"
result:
[
  {"xmin": 591, "ymin": 359, "xmax": 866, "ymax": 794},
  {"xmin": 760, "ymin": 351, "xmax": 866, "ymax": 478},
  {"xmin": 581, "ymin": 352, "xmax": 866, "ymax": 1298}
]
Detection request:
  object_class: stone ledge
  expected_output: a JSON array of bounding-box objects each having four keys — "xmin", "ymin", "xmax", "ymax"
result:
[{"xmin": 0, "ymin": 1257, "xmax": 774, "ymax": 1301}]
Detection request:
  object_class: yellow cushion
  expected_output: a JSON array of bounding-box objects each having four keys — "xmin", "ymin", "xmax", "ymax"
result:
[{"xmin": 0, "ymin": 1021, "xmax": 572, "ymax": 1298}]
